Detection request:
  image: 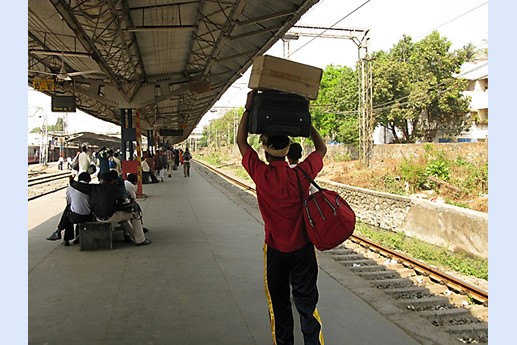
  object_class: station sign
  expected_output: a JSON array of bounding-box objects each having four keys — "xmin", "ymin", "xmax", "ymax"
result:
[
  {"xmin": 159, "ymin": 128, "xmax": 184, "ymax": 136},
  {"xmin": 32, "ymin": 79, "xmax": 55, "ymax": 91},
  {"xmin": 51, "ymin": 95, "xmax": 77, "ymax": 112}
]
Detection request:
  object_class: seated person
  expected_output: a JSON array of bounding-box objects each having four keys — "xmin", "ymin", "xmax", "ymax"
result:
[
  {"xmin": 124, "ymin": 173, "xmax": 149, "ymax": 234},
  {"xmin": 46, "ymin": 172, "xmax": 93, "ymax": 246},
  {"xmin": 144, "ymin": 152, "xmax": 159, "ymax": 183},
  {"xmin": 124, "ymin": 173, "xmax": 139, "ymax": 201},
  {"xmin": 141, "ymin": 158, "xmax": 151, "ymax": 184},
  {"xmin": 72, "ymin": 171, "xmax": 151, "ymax": 246}
]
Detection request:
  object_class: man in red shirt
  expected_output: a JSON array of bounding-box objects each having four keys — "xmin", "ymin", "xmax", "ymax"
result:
[{"xmin": 237, "ymin": 90, "xmax": 327, "ymax": 345}]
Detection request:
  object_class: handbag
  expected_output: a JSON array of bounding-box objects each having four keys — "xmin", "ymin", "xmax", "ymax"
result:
[
  {"xmin": 71, "ymin": 158, "xmax": 79, "ymax": 171},
  {"xmin": 116, "ymin": 200, "xmax": 141, "ymax": 214},
  {"xmin": 295, "ymin": 167, "xmax": 356, "ymax": 251}
]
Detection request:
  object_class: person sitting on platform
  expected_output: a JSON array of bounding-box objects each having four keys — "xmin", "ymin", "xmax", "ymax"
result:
[
  {"xmin": 124, "ymin": 173, "xmax": 149, "ymax": 234},
  {"xmin": 144, "ymin": 152, "xmax": 160, "ymax": 183},
  {"xmin": 45, "ymin": 172, "xmax": 93, "ymax": 246},
  {"xmin": 81, "ymin": 171, "xmax": 151, "ymax": 246}
]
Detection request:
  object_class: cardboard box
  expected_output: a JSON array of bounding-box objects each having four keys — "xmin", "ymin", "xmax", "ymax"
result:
[{"xmin": 248, "ymin": 55, "xmax": 323, "ymax": 100}]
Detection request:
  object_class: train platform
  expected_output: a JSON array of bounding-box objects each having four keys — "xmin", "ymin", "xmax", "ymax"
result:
[{"xmin": 27, "ymin": 162, "xmax": 434, "ymax": 345}]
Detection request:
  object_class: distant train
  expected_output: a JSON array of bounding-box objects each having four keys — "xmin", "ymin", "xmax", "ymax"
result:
[{"xmin": 28, "ymin": 144, "xmax": 79, "ymax": 165}]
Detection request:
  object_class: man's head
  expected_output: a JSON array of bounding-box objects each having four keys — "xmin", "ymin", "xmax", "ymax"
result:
[
  {"xmin": 287, "ymin": 142, "xmax": 303, "ymax": 164},
  {"xmin": 127, "ymin": 173, "xmax": 138, "ymax": 185},
  {"xmin": 77, "ymin": 172, "xmax": 91, "ymax": 183},
  {"xmin": 109, "ymin": 169, "xmax": 119, "ymax": 180},
  {"xmin": 261, "ymin": 135, "xmax": 291, "ymax": 161},
  {"xmin": 100, "ymin": 171, "xmax": 118, "ymax": 184}
]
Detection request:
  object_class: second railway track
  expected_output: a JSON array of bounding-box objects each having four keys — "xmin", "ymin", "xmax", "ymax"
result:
[
  {"xmin": 28, "ymin": 171, "xmax": 72, "ymax": 201},
  {"xmin": 194, "ymin": 159, "xmax": 488, "ymax": 345}
]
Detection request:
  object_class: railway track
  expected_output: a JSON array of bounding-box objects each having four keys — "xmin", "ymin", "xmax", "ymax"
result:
[
  {"xmin": 194, "ymin": 159, "xmax": 488, "ymax": 344},
  {"xmin": 28, "ymin": 171, "xmax": 71, "ymax": 201}
]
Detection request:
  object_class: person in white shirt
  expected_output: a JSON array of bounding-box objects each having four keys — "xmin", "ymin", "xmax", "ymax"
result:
[
  {"xmin": 124, "ymin": 173, "xmax": 138, "ymax": 201},
  {"xmin": 58, "ymin": 156, "xmax": 64, "ymax": 170},
  {"xmin": 46, "ymin": 172, "xmax": 93, "ymax": 246},
  {"xmin": 124, "ymin": 173, "xmax": 149, "ymax": 235},
  {"xmin": 78, "ymin": 145, "xmax": 91, "ymax": 174}
]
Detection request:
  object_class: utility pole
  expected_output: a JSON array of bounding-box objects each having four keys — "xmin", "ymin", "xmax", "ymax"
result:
[
  {"xmin": 29, "ymin": 107, "xmax": 49, "ymax": 165},
  {"xmin": 285, "ymin": 26, "xmax": 374, "ymax": 166}
]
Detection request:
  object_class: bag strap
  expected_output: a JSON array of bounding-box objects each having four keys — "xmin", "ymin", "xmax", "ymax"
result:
[
  {"xmin": 294, "ymin": 168, "xmax": 305, "ymax": 204},
  {"xmin": 295, "ymin": 166, "xmax": 324, "ymax": 193}
]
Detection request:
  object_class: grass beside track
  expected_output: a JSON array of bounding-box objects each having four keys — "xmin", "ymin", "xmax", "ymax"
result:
[{"xmin": 354, "ymin": 223, "xmax": 488, "ymax": 281}]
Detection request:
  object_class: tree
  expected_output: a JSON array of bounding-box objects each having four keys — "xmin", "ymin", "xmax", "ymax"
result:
[
  {"xmin": 312, "ymin": 65, "xmax": 359, "ymax": 144},
  {"xmin": 461, "ymin": 42, "xmax": 488, "ymax": 62},
  {"xmin": 201, "ymin": 108, "xmax": 242, "ymax": 149},
  {"xmin": 30, "ymin": 117, "xmax": 65, "ymax": 133},
  {"xmin": 371, "ymin": 31, "xmax": 471, "ymax": 143}
]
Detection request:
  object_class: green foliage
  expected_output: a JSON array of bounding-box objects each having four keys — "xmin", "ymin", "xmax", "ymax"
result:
[
  {"xmin": 312, "ymin": 65, "xmax": 359, "ymax": 145},
  {"xmin": 201, "ymin": 108, "xmax": 242, "ymax": 148},
  {"xmin": 400, "ymin": 158, "xmax": 428, "ymax": 191},
  {"xmin": 202, "ymin": 152, "xmax": 224, "ymax": 165},
  {"xmin": 333, "ymin": 152, "xmax": 351, "ymax": 162},
  {"xmin": 457, "ymin": 162, "xmax": 488, "ymax": 194},
  {"xmin": 379, "ymin": 174, "xmax": 405, "ymax": 195},
  {"xmin": 371, "ymin": 31, "xmax": 471, "ymax": 143},
  {"xmin": 30, "ymin": 117, "xmax": 65, "ymax": 133},
  {"xmin": 426, "ymin": 161, "xmax": 450, "ymax": 181},
  {"xmin": 444, "ymin": 199, "xmax": 469, "ymax": 209}
]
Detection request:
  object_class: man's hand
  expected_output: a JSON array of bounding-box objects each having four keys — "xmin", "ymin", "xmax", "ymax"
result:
[
  {"xmin": 237, "ymin": 90, "xmax": 256, "ymax": 156},
  {"xmin": 245, "ymin": 90, "xmax": 257, "ymax": 111}
]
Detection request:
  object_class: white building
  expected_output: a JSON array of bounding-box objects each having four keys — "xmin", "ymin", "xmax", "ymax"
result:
[
  {"xmin": 455, "ymin": 60, "xmax": 488, "ymax": 142},
  {"xmin": 373, "ymin": 60, "xmax": 489, "ymax": 144}
]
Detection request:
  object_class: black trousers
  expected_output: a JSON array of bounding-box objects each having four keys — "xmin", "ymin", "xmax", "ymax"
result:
[
  {"xmin": 57, "ymin": 206, "xmax": 93, "ymax": 240},
  {"xmin": 264, "ymin": 242, "xmax": 324, "ymax": 345}
]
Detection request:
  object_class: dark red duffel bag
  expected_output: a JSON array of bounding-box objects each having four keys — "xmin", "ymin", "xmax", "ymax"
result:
[{"xmin": 295, "ymin": 167, "xmax": 356, "ymax": 251}]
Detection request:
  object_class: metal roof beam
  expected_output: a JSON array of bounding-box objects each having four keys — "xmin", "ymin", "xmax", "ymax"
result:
[{"xmin": 236, "ymin": 7, "xmax": 298, "ymax": 26}]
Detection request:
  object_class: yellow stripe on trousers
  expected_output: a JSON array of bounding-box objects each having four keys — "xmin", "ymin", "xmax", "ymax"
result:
[
  {"xmin": 263, "ymin": 244, "xmax": 277, "ymax": 345},
  {"xmin": 312, "ymin": 245, "xmax": 324, "ymax": 345},
  {"xmin": 313, "ymin": 308, "xmax": 325, "ymax": 344}
]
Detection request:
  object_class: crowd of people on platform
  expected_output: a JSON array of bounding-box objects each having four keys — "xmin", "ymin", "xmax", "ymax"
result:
[{"xmin": 46, "ymin": 144, "xmax": 194, "ymax": 247}]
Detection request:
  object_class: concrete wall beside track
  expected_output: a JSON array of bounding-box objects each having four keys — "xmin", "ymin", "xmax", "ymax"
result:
[{"xmin": 318, "ymin": 179, "xmax": 488, "ymax": 260}]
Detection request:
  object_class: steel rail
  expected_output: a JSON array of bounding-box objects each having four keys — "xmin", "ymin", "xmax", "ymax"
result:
[
  {"xmin": 28, "ymin": 172, "xmax": 71, "ymax": 201},
  {"xmin": 349, "ymin": 235, "xmax": 488, "ymax": 306},
  {"xmin": 28, "ymin": 185, "xmax": 68, "ymax": 201},
  {"xmin": 194, "ymin": 158, "xmax": 489, "ymax": 306},
  {"xmin": 28, "ymin": 172, "xmax": 72, "ymax": 186}
]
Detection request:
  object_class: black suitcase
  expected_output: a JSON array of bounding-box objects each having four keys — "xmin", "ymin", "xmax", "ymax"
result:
[{"xmin": 248, "ymin": 91, "xmax": 311, "ymax": 137}]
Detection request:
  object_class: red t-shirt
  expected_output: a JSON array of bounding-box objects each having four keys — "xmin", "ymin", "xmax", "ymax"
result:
[{"xmin": 242, "ymin": 148, "xmax": 323, "ymax": 252}]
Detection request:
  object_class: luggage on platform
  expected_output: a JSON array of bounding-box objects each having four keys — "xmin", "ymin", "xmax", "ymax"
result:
[{"xmin": 248, "ymin": 90, "xmax": 311, "ymax": 137}]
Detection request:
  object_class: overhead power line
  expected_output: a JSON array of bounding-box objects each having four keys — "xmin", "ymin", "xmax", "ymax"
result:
[
  {"xmin": 289, "ymin": 0, "xmax": 372, "ymax": 58},
  {"xmin": 415, "ymin": 1, "xmax": 488, "ymax": 40}
]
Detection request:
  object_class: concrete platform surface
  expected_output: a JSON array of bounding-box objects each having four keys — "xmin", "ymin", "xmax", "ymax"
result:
[{"xmin": 27, "ymin": 163, "xmax": 423, "ymax": 345}]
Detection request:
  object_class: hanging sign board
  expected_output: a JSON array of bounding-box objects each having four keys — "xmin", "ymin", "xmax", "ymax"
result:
[
  {"xmin": 159, "ymin": 129, "xmax": 184, "ymax": 136},
  {"xmin": 32, "ymin": 79, "xmax": 55, "ymax": 91},
  {"xmin": 51, "ymin": 95, "xmax": 76, "ymax": 112}
]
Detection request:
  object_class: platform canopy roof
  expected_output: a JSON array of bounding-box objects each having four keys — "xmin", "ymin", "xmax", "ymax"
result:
[{"xmin": 28, "ymin": 0, "xmax": 320, "ymax": 144}]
